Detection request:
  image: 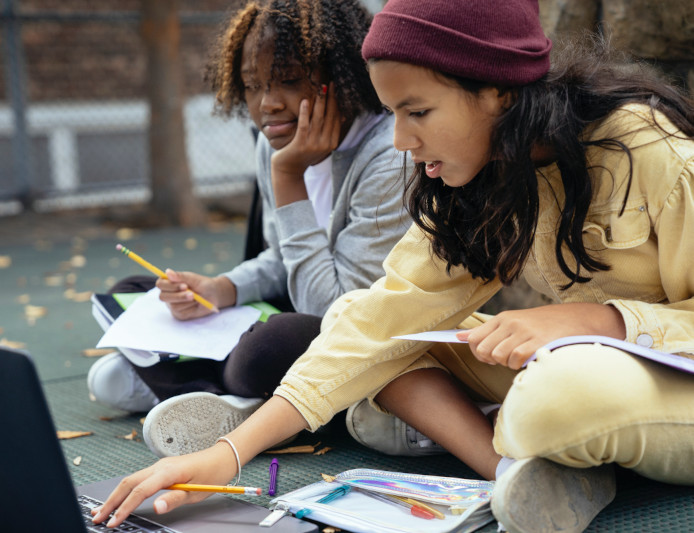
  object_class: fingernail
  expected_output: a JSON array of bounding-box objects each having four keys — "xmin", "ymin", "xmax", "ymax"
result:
[
  {"xmin": 155, "ymin": 499, "xmax": 168, "ymax": 514},
  {"xmin": 106, "ymin": 513, "xmax": 117, "ymax": 527},
  {"xmin": 91, "ymin": 509, "xmax": 101, "ymax": 521},
  {"xmin": 321, "ymin": 84, "xmax": 327, "ymax": 95}
]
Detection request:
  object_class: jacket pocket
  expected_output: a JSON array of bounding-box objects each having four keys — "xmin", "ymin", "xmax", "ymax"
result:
[{"xmin": 582, "ymin": 203, "xmax": 650, "ymax": 250}]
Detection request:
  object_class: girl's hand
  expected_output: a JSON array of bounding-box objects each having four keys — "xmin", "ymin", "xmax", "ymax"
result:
[
  {"xmin": 270, "ymin": 82, "xmax": 342, "ymax": 207},
  {"xmin": 156, "ymin": 269, "xmax": 236, "ymax": 320},
  {"xmin": 457, "ymin": 303, "xmax": 626, "ymax": 369},
  {"xmin": 90, "ymin": 446, "xmax": 234, "ymax": 528}
]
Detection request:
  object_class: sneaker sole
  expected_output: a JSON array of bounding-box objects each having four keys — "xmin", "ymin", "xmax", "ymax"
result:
[
  {"xmin": 491, "ymin": 458, "xmax": 616, "ymax": 533},
  {"xmin": 143, "ymin": 392, "xmax": 262, "ymax": 458}
]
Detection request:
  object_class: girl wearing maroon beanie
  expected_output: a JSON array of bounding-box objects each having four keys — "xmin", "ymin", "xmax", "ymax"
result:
[{"xmin": 94, "ymin": 2, "xmax": 694, "ymax": 532}]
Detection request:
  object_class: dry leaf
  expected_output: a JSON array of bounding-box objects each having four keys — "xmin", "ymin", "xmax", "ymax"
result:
[
  {"xmin": 73, "ymin": 456, "xmax": 82, "ymax": 466},
  {"xmin": 322, "ymin": 528, "xmax": 342, "ymax": 533},
  {"xmin": 118, "ymin": 429, "xmax": 139, "ymax": 441},
  {"xmin": 265, "ymin": 442, "xmax": 321, "ymax": 454},
  {"xmin": 116, "ymin": 227, "xmax": 138, "ymax": 240},
  {"xmin": 82, "ymin": 348, "xmax": 113, "ymax": 357},
  {"xmin": 313, "ymin": 446, "xmax": 332, "ymax": 456},
  {"xmin": 99, "ymin": 416, "xmax": 114, "ymax": 421},
  {"xmin": 184, "ymin": 238, "xmax": 198, "ymax": 250},
  {"xmin": 44, "ymin": 273, "xmax": 64, "ymax": 286},
  {"xmin": 0, "ymin": 255, "xmax": 11, "ymax": 268},
  {"xmin": 70, "ymin": 255, "xmax": 87, "ymax": 268},
  {"xmin": 24, "ymin": 305, "xmax": 47, "ymax": 319},
  {"xmin": 57, "ymin": 430, "xmax": 93, "ymax": 440},
  {"xmin": 140, "ymin": 417, "xmax": 146, "ymax": 425},
  {"xmin": 321, "ymin": 473, "xmax": 336, "ymax": 482},
  {"xmin": 0, "ymin": 338, "xmax": 26, "ymax": 349},
  {"xmin": 65, "ymin": 290, "xmax": 92, "ymax": 302},
  {"xmin": 16, "ymin": 294, "xmax": 30, "ymax": 304}
]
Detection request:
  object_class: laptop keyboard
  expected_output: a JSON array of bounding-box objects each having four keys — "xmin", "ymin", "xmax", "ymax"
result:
[{"xmin": 78, "ymin": 494, "xmax": 179, "ymax": 533}]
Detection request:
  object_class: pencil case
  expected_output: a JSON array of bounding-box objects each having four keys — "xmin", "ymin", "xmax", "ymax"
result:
[{"xmin": 268, "ymin": 469, "xmax": 495, "ymax": 533}]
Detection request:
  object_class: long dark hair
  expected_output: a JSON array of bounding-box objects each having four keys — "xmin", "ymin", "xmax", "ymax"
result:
[
  {"xmin": 408, "ymin": 34, "xmax": 694, "ymax": 288},
  {"xmin": 206, "ymin": 0, "xmax": 382, "ymax": 122}
]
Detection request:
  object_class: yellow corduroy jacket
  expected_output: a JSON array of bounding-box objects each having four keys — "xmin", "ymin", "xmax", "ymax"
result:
[{"xmin": 276, "ymin": 103, "xmax": 694, "ymax": 431}]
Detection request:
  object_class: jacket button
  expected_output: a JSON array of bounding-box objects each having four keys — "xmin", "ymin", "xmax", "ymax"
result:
[{"xmin": 636, "ymin": 334, "xmax": 654, "ymax": 348}]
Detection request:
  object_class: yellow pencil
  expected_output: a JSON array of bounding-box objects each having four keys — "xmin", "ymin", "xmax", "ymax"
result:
[
  {"xmin": 116, "ymin": 243, "xmax": 219, "ymax": 313},
  {"xmin": 167, "ymin": 483, "xmax": 262, "ymax": 495}
]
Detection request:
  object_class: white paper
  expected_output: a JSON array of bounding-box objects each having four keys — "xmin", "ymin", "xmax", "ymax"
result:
[
  {"xmin": 96, "ymin": 288, "xmax": 262, "ymax": 360},
  {"xmin": 392, "ymin": 329, "xmax": 468, "ymax": 343}
]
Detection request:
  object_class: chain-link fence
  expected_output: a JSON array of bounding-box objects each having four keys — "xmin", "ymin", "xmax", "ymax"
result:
[{"xmin": 0, "ymin": 3, "xmax": 272, "ymax": 215}]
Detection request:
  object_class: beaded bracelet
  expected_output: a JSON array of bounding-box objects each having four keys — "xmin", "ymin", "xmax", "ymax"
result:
[{"xmin": 216, "ymin": 436, "xmax": 241, "ymax": 486}]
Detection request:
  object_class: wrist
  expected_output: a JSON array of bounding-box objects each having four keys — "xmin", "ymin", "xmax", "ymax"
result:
[{"xmin": 214, "ymin": 276, "xmax": 237, "ymax": 308}]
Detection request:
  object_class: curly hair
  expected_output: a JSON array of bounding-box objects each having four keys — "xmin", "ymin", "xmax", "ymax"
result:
[
  {"xmin": 206, "ymin": 0, "xmax": 381, "ymax": 122},
  {"xmin": 406, "ymin": 33, "xmax": 694, "ymax": 288}
]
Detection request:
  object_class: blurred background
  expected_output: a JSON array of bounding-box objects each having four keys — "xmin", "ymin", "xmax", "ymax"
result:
[{"xmin": 0, "ymin": 0, "xmax": 692, "ymax": 226}]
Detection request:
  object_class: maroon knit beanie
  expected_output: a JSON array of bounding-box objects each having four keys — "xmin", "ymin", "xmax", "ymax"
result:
[{"xmin": 362, "ymin": 0, "xmax": 552, "ymax": 85}]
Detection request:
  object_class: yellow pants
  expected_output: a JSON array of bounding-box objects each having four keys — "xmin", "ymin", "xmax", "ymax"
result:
[{"xmin": 430, "ymin": 338, "xmax": 694, "ymax": 486}]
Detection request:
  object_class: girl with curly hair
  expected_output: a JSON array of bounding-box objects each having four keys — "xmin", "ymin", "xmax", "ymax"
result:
[{"xmin": 87, "ymin": 0, "xmax": 409, "ymax": 453}]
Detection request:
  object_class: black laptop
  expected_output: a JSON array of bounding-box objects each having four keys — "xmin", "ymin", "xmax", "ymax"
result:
[{"xmin": 0, "ymin": 346, "xmax": 318, "ymax": 533}]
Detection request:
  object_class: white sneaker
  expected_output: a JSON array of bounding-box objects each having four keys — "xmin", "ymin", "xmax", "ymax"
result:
[
  {"xmin": 142, "ymin": 392, "xmax": 265, "ymax": 458},
  {"xmin": 87, "ymin": 352, "xmax": 159, "ymax": 413},
  {"xmin": 345, "ymin": 399, "xmax": 447, "ymax": 456},
  {"xmin": 491, "ymin": 457, "xmax": 616, "ymax": 533}
]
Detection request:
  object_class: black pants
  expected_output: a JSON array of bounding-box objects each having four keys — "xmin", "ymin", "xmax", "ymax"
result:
[{"xmin": 109, "ymin": 276, "xmax": 322, "ymax": 401}]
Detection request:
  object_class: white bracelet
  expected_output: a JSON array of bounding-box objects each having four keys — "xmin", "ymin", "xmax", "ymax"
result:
[{"xmin": 216, "ymin": 437, "xmax": 241, "ymax": 486}]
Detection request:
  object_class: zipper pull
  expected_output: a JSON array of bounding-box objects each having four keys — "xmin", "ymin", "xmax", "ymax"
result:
[{"xmin": 259, "ymin": 503, "xmax": 290, "ymax": 527}]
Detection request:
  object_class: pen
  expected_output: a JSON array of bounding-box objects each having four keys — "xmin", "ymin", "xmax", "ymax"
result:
[
  {"xmin": 295, "ymin": 485, "xmax": 351, "ymax": 519},
  {"xmin": 116, "ymin": 243, "xmax": 219, "ymax": 313},
  {"xmin": 166, "ymin": 483, "xmax": 262, "ymax": 495},
  {"xmin": 268, "ymin": 457, "xmax": 279, "ymax": 496},
  {"xmin": 359, "ymin": 490, "xmax": 436, "ymax": 520}
]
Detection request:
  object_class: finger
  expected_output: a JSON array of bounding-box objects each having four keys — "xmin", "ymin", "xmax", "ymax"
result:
[
  {"xmin": 455, "ymin": 329, "xmax": 471, "ymax": 342},
  {"xmin": 294, "ymin": 99, "xmax": 311, "ymax": 143},
  {"xmin": 153, "ymin": 488, "xmax": 211, "ymax": 515},
  {"xmin": 507, "ymin": 341, "xmax": 541, "ymax": 370},
  {"xmin": 310, "ymin": 84, "xmax": 328, "ymax": 133},
  {"xmin": 91, "ymin": 469, "xmax": 154, "ymax": 524},
  {"xmin": 102, "ymin": 470, "xmax": 198, "ymax": 528},
  {"xmin": 157, "ymin": 278, "xmax": 188, "ymax": 294}
]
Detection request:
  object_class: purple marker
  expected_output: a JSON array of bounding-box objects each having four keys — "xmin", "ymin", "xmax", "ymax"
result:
[{"xmin": 268, "ymin": 457, "xmax": 279, "ymax": 496}]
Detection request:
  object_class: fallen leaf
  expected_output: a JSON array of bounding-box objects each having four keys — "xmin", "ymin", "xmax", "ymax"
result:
[
  {"xmin": 265, "ymin": 442, "xmax": 321, "ymax": 454},
  {"xmin": 57, "ymin": 430, "xmax": 93, "ymax": 440},
  {"xmin": 313, "ymin": 446, "xmax": 332, "ymax": 456},
  {"xmin": 64, "ymin": 321, "xmax": 74, "ymax": 330},
  {"xmin": 73, "ymin": 456, "xmax": 82, "ymax": 466},
  {"xmin": 118, "ymin": 429, "xmax": 139, "ymax": 441},
  {"xmin": 322, "ymin": 528, "xmax": 341, "ymax": 533},
  {"xmin": 82, "ymin": 348, "xmax": 113, "ymax": 357},
  {"xmin": 140, "ymin": 417, "xmax": 146, "ymax": 425},
  {"xmin": 116, "ymin": 227, "xmax": 138, "ymax": 240},
  {"xmin": 0, "ymin": 338, "xmax": 26, "ymax": 349},
  {"xmin": 70, "ymin": 255, "xmax": 87, "ymax": 268},
  {"xmin": 0, "ymin": 255, "xmax": 11, "ymax": 268},
  {"xmin": 99, "ymin": 416, "xmax": 114, "ymax": 421},
  {"xmin": 24, "ymin": 305, "xmax": 47, "ymax": 319},
  {"xmin": 184, "ymin": 238, "xmax": 198, "ymax": 250},
  {"xmin": 321, "ymin": 474, "xmax": 336, "ymax": 482},
  {"xmin": 65, "ymin": 290, "xmax": 92, "ymax": 302},
  {"xmin": 44, "ymin": 273, "xmax": 64, "ymax": 286},
  {"xmin": 16, "ymin": 294, "xmax": 30, "ymax": 304}
]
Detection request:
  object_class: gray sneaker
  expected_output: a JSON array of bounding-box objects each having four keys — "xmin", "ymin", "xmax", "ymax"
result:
[
  {"xmin": 491, "ymin": 457, "xmax": 616, "ymax": 533},
  {"xmin": 345, "ymin": 398, "xmax": 447, "ymax": 456},
  {"xmin": 87, "ymin": 352, "xmax": 159, "ymax": 413},
  {"xmin": 143, "ymin": 392, "xmax": 264, "ymax": 458}
]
